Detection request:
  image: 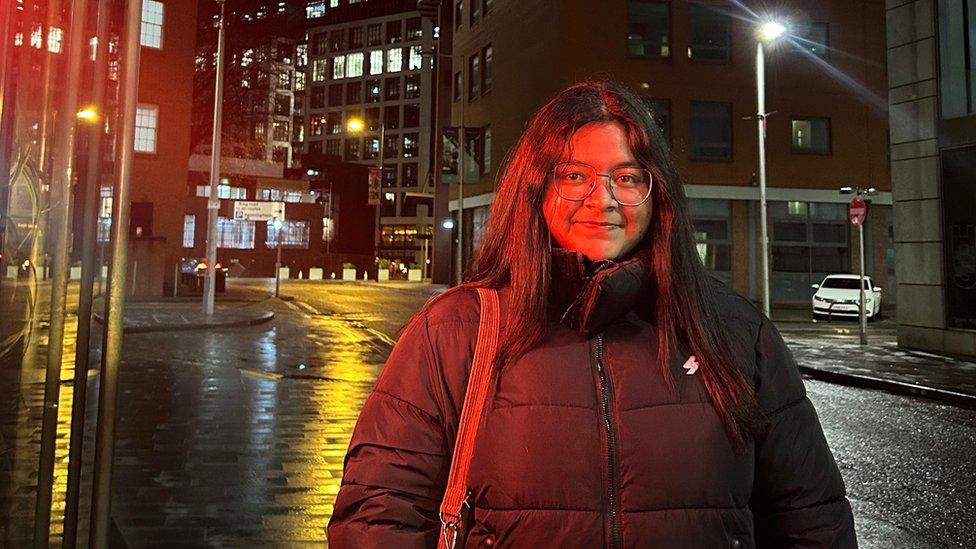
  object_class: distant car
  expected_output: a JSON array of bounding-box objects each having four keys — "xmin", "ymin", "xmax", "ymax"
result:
[
  {"xmin": 811, "ymin": 274, "xmax": 882, "ymax": 321},
  {"xmin": 180, "ymin": 257, "xmax": 227, "ymax": 292}
]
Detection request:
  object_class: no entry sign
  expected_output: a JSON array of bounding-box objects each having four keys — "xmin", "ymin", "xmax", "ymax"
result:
[{"xmin": 849, "ymin": 196, "xmax": 867, "ymax": 225}]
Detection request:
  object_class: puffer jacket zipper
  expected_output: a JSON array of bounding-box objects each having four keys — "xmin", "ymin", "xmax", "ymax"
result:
[{"xmin": 593, "ymin": 333, "xmax": 622, "ymax": 549}]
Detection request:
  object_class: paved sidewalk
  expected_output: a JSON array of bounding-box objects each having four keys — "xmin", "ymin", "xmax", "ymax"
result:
[{"xmin": 92, "ymin": 301, "xmax": 275, "ymax": 333}]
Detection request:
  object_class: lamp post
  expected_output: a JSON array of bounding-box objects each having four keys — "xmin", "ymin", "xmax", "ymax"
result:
[
  {"xmin": 203, "ymin": 0, "xmax": 227, "ymax": 316},
  {"xmin": 755, "ymin": 20, "xmax": 786, "ymax": 319},
  {"xmin": 840, "ymin": 186, "xmax": 877, "ymax": 345},
  {"xmin": 272, "ymin": 216, "xmax": 283, "ymax": 297},
  {"xmin": 345, "ymin": 116, "xmax": 384, "ymax": 261}
]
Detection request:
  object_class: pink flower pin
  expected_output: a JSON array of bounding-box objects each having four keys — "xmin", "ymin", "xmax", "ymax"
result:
[{"xmin": 682, "ymin": 355, "xmax": 700, "ymax": 375}]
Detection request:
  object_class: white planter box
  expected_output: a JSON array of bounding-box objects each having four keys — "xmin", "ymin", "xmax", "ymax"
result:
[
  {"xmin": 278, "ymin": 267, "xmax": 290, "ymax": 280},
  {"xmin": 70, "ymin": 266, "xmax": 82, "ymax": 280},
  {"xmin": 377, "ymin": 270, "xmax": 389, "ymax": 281},
  {"xmin": 342, "ymin": 268, "xmax": 357, "ymax": 281},
  {"xmin": 308, "ymin": 268, "xmax": 324, "ymax": 280},
  {"xmin": 408, "ymin": 269, "xmax": 422, "ymax": 282}
]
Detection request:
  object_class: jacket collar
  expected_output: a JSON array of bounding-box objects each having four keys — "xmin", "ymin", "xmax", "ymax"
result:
[{"xmin": 549, "ymin": 246, "xmax": 655, "ymax": 337}]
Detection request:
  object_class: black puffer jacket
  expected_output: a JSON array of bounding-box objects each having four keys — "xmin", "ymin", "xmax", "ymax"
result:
[{"xmin": 328, "ymin": 251, "xmax": 856, "ymax": 548}]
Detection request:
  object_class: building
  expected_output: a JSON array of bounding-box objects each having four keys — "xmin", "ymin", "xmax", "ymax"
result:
[
  {"xmin": 885, "ymin": 0, "xmax": 976, "ymax": 358},
  {"xmin": 303, "ymin": 0, "xmax": 436, "ymax": 267},
  {"xmin": 438, "ymin": 0, "xmax": 892, "ymax": 303}
]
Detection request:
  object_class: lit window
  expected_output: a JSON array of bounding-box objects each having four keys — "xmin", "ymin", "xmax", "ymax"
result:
[
  {"xmin": 217, "ymin": 217, "xmax": 256, "ymax": 249},
  {"xmin": 295, "ymin": 44, "xmax": 308, "ymax": 67},
  {"xmin": 386, "ymin": 47, "xmax": 402, "ymax": 72},
  {"xmin": 312, "ymin": 58, "xmax": 327, "ymax": 81},
  {"xmin": 295, "ymin": 71, "xmax": 306, "ymax": 91},
  {"xmin": 369, "ymin": 50, "xmax": 384, "ymax": 75},
  {"xmin": 140, "ymin": 0, "xmax": 164, "ymax": 49},
  {"xmin": 408, "ymin": 46, "xmax": 423, "ymax": 70},
  {"xmin": 332, "ymin": 55, "xmax": 345, "ymax": 79},
  {"xmin": 30, "ymin": 25, "xmax": 42, "ymax": 48},
  {"xmin": 790, "ymin": 117, "xmax": 831, "ymax": 154},
  {"xmin": 346, "ymin": 52, "xmax": 364, "ymax": 77},
  {"xmin": 183, "ymin": 215, "xmax": 195, "ymax": 248},
  {"xmin": 267, "ymin": 220, "xmax": 310, "ymax": 248},
  {"xmin": 134, "ymin": 104, "xmax": 159, "ymax": 153},
  {"xmin": 627, "ymin": 0, "xmax": 670, "ymax": 58},
  {"xmin": 306, "ymin": 0, "xmax": 325, "ymax": 19},
  {"xmin": 47, "ymin": 27, "xmax": 63, "ymax": 53},
  {"xmin": 89, "ymin": 36, "xmax": 98, "ymax": 60}
]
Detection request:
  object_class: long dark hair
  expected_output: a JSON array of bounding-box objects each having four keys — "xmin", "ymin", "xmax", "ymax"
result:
[{"xmin": 427, "ymin": 80, "xmax": 762, "ymax": 444}]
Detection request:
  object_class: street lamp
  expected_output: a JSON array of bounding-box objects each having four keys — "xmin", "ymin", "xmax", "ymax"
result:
[
  {"xmin": 272, "ymin": 216, "xmax": 283, "ymax": 298},
  {"xmin": 755, "ymin": 18, "xmax": 788, "ymax": 319},
  {"xmin": 345, "ymin": 115, "xmax": 384, "ymax": 261}
]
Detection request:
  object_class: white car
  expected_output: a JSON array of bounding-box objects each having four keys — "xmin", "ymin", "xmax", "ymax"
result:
[{"xmin": 811, "ymin": 274, "xmax": 883, "ymax": 320}]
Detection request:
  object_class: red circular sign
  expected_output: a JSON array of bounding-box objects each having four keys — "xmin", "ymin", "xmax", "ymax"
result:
[{"xmin": 849, "ymin": 196, "xmax": 867, "ymax": 225}]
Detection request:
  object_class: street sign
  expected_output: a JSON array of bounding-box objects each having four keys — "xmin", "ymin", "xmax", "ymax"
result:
[
  {"xmin": 849, "ymin": 196, "xmax": 867, "ymax": 225},
  {"xmin": 233, "ymin": 201, "xmax": 285, "ymax": 222}
]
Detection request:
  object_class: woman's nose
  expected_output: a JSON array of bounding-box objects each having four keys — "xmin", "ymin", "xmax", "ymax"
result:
[{"xmin": 583, "ymin": 176, "xmax": 618, "ymax": 209}]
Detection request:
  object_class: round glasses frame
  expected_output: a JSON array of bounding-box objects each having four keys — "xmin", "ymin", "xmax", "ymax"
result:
[{"xmin": 549, "ymin": 162, "xmax": 654, "ymax": 207}]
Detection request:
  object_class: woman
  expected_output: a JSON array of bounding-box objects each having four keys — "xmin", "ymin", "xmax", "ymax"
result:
[{"xmin": 328, "ymin": 81, "xmax": 856, "ymax": 548}]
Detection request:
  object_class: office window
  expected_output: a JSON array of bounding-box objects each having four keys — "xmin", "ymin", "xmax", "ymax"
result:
[
  {"xmin": 273, "ymin": 121, "xmax": 289, "ymax": 141},
  {"xmin": 642, "ymin": 98, "xmax": 671, "ymax": 143},
  {"xmin": 327, "ymin": 111, "xmax": 342, "ymax": 134},
  {"xmin": 367, "ymin": 23, "xmax": 382, "ymax": 46},
  {"xmin": 267, "ymin": 220, "xmax": 309, "ymax": 248},
  {"xmin": 346, "ymin": 81, "xmax": 362, "ymax": 104},
  {"xmin": 403, "ymin": 132, "xmax": 418, "ymax": 157},
  {"xmin": 140, "ymin": 0, "xmax": 163, "ymax": 49},
  {"xmin": 306, "ymin": 0, "xmax": 325, "ymax": 19},
  {"xmin": 471, "ymin": 0, "xmax": 481, "ymax": 25},
  {"xmin": 346, "ymin": 52, "xmax": 364, "ymax": 77},
  {"xmin": 628, "ymin": 0, "xmax": 669, "ymax": 58},
  {"xmin": 366, "ymin": 136, "xmax": 380, "ymax": 159},
  {"xmin": 406, "ymin": 17, "xmax": 422, "ymax": 40},
  {"xmin": 369, "ymin": 49, "xmax": 384, "ymax": 75},
  {"xmin": 387, "ymin": 20, "xmax": 402, "ymax": 44},
  {"xmin": 468, "ymin": 54, "xmax": 480, "ymax": 100},
  {"xmin": 689, "ymin": 199, "xmax": 732, "ymax": 275},
  {"xmin": 310, "ymin": 114, "xmax": 326, "ymax": 135},
  {"xmin": 402, "ymin": 163, "xmax": 419, "ymax": 187},
  {"xmin": 453, "ymin": 71, "xmax": 462, "ymax": 101},
  {"xmin": 387, "ymin": 47, "xmax": 403, "ymax": 72},
  {"xmin": 310, "ymin": 86, "xmax": 326, "ymax": 108},
  {"xmin": 294, "ymin": 71, "xmax": 306, "ymax": 91},
  {"xmin": 405, "ymin": 74, "xmax": 421, "ymax": 98},
  {"xmin": 485, "ymin": 0, "xmax": 493, "ymax": 14},
  {"xmin": 384, "ymin": 134, "xmax": 400, "ymax": 158},
  {"xmin": 349, "ymin": 27, "xmax": 364, "ymax": 49},
  {"xmin": 134, "ymin": 104, "xmax": 158, "ymax": 153},
  {"xmin": 791, "ymin": 117, "xmax": 831, "ymax": 154},
  {"xmin": 313, "ymin": 32, "xmax": 328, "ymax": 55},
  {"xmin": 326, "ymin": 139, "xmax": 341, "ymax": 156},
  {"xmin": 183, "ymin": 215, "xmax": 195, "ymax": 248},
  {"xmin": 482, "ymin": 44, "xmax": 493, "ymax": 92},
  {"xmin": 455, "ymin": 1, "xmax": 463, "ymax": 30},
  {"xmin": 793, "ymin": 22, "xmax": 829, "ymax": 60},
  {"xmin": 688, "ymin": 2, "xmax": 731, "ymax": 62},
  {"xmin": 330, "ymin": 29, "xmax": 345, "ymax": 52},
  {"xmin": 253, "ymin": 122, "xmax": 266, "ymax": 140},
  {"xmin": 312, "ymin": 58, "xmax": 327, "ymax": 81},
  {"xmin": 217, "ymin": 217, "xmax": 255, "ymax": 249},
  {"xmin": 483, "ymin": 125, "xmax": 491, "ymax": 173},
  {"xmin": 385, "ymin": 76, "xmax": 401, "ymax": 100},
  {"xmin": 939, "ymin": 0, "xmax": 976, "ymax": 117},
  {"xmin": 365, "ymin": 107, "xmax": 381, "ymax": 131},
  {"xmin": 384, "ymin": 105, "xmax": 401, "ymax": 129},
  {"xmin": 332, "ymin": 55, "xmax": 345, "ymax": 79},
  {"xmin": 689, "ymin": 101, "xmax": 732, "ymax": 160},
  {"xmin": 403, "ymin": 103, "xmax": 420, "ymax": 127},
  {"xmin": 296, "ymin": 44, "xmax": 308, "ymax": 67},
  {"xmin": 345, "ymin": 138, "xmax": 361, "ymax": 160},
  {"xmin": 408, "ymin": 45, "xmax": 423, "ymax": 70},
  {"xmin": 328, "ymin": 84, "xmax": 343, "ymax": 106},
  {"xmin": 366, "ymin": 79, "xmax": 382, "ymax": 102}
]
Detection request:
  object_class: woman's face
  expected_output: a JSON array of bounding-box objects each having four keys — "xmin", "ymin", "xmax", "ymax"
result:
[{"xmin": 543, "ymin": 121, "xmax": 654, "ymax": 262}]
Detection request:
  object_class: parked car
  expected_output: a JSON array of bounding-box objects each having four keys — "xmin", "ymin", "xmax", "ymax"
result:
[
  {"xmin": 180, "ymin": 257, "xmax": 227, "ymax": 292},
  {"xmin": 811, "ymin": 274, "xmax": 882, "ymax": 320}
]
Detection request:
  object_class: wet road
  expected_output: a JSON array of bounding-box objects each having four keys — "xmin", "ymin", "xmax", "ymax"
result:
[{"xmin": 0, "ymin": 278, "xmax": 973, "ymax": 547}]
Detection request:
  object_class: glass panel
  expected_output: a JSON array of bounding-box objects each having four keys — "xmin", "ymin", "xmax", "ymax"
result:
[
  {"xmin": 688, "ymin": 2, "xmax": 731, "ymax": 62},
  {"xmin": 627, "ymin": 0, "xmax": 670, "ymax": 58}
]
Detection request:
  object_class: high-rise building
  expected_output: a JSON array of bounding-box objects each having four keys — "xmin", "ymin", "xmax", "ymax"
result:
[
  {"xmin": 885, "ymin": 0, "xmax": 976, "ymax": 358},
  {"xmin": 304, "ymin": 0, "xmax": 436, "ymax": 266},
  {"xmin": 439, "ymin": 0, "xmax": 893, "ymax": 304}
]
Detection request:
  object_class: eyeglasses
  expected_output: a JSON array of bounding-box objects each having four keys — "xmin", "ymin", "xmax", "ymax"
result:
[{"xmin": 550, "ymin": 161, "xmax": 653, "ymax": 206}]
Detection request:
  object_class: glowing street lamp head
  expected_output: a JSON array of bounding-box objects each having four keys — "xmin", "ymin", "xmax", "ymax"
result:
[
  {"xmin": 760, "ymin": 21, "xmax": 787, "ymax": 42},
  {"xmin": 345, "ymin": 117, "xmax": 366, "ymax": 133},
  {"xmin": 76, "ymin": 106, "xmax": 99, "ymax": 123}
]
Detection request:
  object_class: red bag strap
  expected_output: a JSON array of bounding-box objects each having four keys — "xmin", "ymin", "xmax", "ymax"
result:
[{"xmin": 438, "ymin": 287, "xmax": 501, "ymax": 549}]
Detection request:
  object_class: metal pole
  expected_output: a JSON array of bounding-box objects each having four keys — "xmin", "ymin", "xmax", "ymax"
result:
[
  {"xmin": 203, "ymin": 0, "xmax": 227, "ymax": 316},
  {"xmin": 376, "ymin": 123, "xmax": 384, "ymax": 257},
  {"xmin": 456, "ymin": 59, "xmax": 464, "ymax": 285},
  {"xmin": 858, "ymin": 214, "xmax": 867, "ymax": 345},
  {"xmin": 32, "ymin": 0, "xmax": 87, "ymax": 544},
  {"xmin": 89, "ymin": 0, "xmax": 142, "ymax": 544},
  {"xmin": 756, "ymin": 41, "xmax": 771, "ymax": 318},
  {"xmin": 275, "ymin": 220, "xmax": 282, "ymax": 297},
  {"xmin": 64, "ymin": 0, "xmax": 112, "ymax": 543}
]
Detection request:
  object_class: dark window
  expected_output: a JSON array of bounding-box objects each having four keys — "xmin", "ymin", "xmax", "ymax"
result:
[
  {"xmin": 773, "ymin": 221, "xmax": 808, "ymax": 242},
  {"xmin": 482, "ymin": 44, "xmax": 492, "ymax": 92},
  {"xmin": 939, "ymin": 0, "xmax": 976, "ymax": 117},
  {"xmin": 274, "ymin": 93, "xmax": 291, "ymax": 116},
  {"xmin": 403, "ymin": 103, "xmax": 420, "ymax": 127},
  {"xmin": 349, "ymin": 27, "xmax": 364, "ymax": 49},
  {"xmin": 365, "ymin": 107, "xmax": 381, "ymax": 131},
  {"xmin": 793, "ymin": 22, "xmax": 829, "ymax": 60},
  {"xmin": 772, "ymin": 246, "xmax": 810, "ymax": 272},
  {"xmin": 327, "ymin": 112, "xmax": 342, "ymax": 134},
  {"xmin": 405, "ymin": 74, "xmax": 421, "ymax": 99},
  {"xmin": 329, "ymin": 29, "xmax": 345, "ymax": 52},
  {"xmin": 642, "ymin": 98, "xmax": 671, "ymax": 144},
  {"xmin": 406, "ymin": 17, "xmax": 422, "ymax": 40},
  {"xmin": 313, "ymin": 32, "xmax": 328, "ymax": 55},
  {"xmin": 403, "ymin": 132, "xmax": 418, "ymax": 157},
  {"xmin": 384, "ymin": 134, "xmax": 399, "ymax": 158},
  {"xmin": 367, "ymin": 23, "xmax": 382, "ymax": 46},
  {"xmin": 402, "ymin": 163, "xmax": 419, "ymax": 187},
  {"xmin": 380, "ymin": 193, "xmax": 397, "ymax": 217},
  {"xmin": 325, "ymin": 139, "xmax": 341, "ymax": 156},
  {"xmin": 384, "ymin": 105, "xmax": 401, "ymax": 129},
  {"xmin": 383, "ymin": 167, "xmax": 397, "ymax": 186},
  {"xmin": 345, "ymin": 138, "xmax": 361, "ymax": 160},
  {"xmin": 455, "ymin": 1, "xmax": 463, "ymax": 30},
  {"xmin": 484, "ymin": 0, "xmax": 492, "ymax": 14},
  {"xmin": 385, "ymin": 76, "xmax": 401, "ymax": 100},
  {"xmin": 346, "ymin": 81, "xmax": 362, "ymax": 104},
  {"xmin": 689, "ymin": 101, "xmax": 732, "ymax": 160},
  {"xmin": 627, "ymin": 0, "xmax": 670, "ymax": 58},
  {"xmin": 308, "ymin": 140, "xmax": 322, "ymax": 155},
  {"xmin": 688, "ymin": 2, "xmax": 731, "ymax": 62},
  {"xmin": 402, "ymin": 195, "xmax": 432, "ymax": 217},
  {"xmin": 387, "ymin": 20, "xmax": 402, "ymax": 44},
  {"xmin": 468, "ymin": 54, "xmax": 480, "ymax": 100},
  {"xmin": 328, "ymin": 84, "xmax": 343, "ymax": 106},
  {"xmin": 453, "ymin": 71, "xmax": 462, "ymax": 101},
  {"xmin": 470, "ymin": 0, "xmax": 480, "ymax": 25},
  {"xmin": 791, "ymin": 117, "xmax": 831, "ymax": 154},
  {"xmin": 941, "ymin": 145, "xmax": 976, "ymax": 328},
  {"xmin": 310, "ymin": 86, "xmax": 326, "ymax": 109},
  {"xmin": 366, "ymin": 79, "xmax": 381, "ymax": 103}
]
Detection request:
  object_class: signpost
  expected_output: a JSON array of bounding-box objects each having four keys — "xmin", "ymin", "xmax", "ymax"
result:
[
  {"xmin": 849, "ymin": 195, "xmax": 869, "ymax": 345},
  {"xmin": 234, "ymin": 201, "xmax": 286, "ymax": 296}
]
